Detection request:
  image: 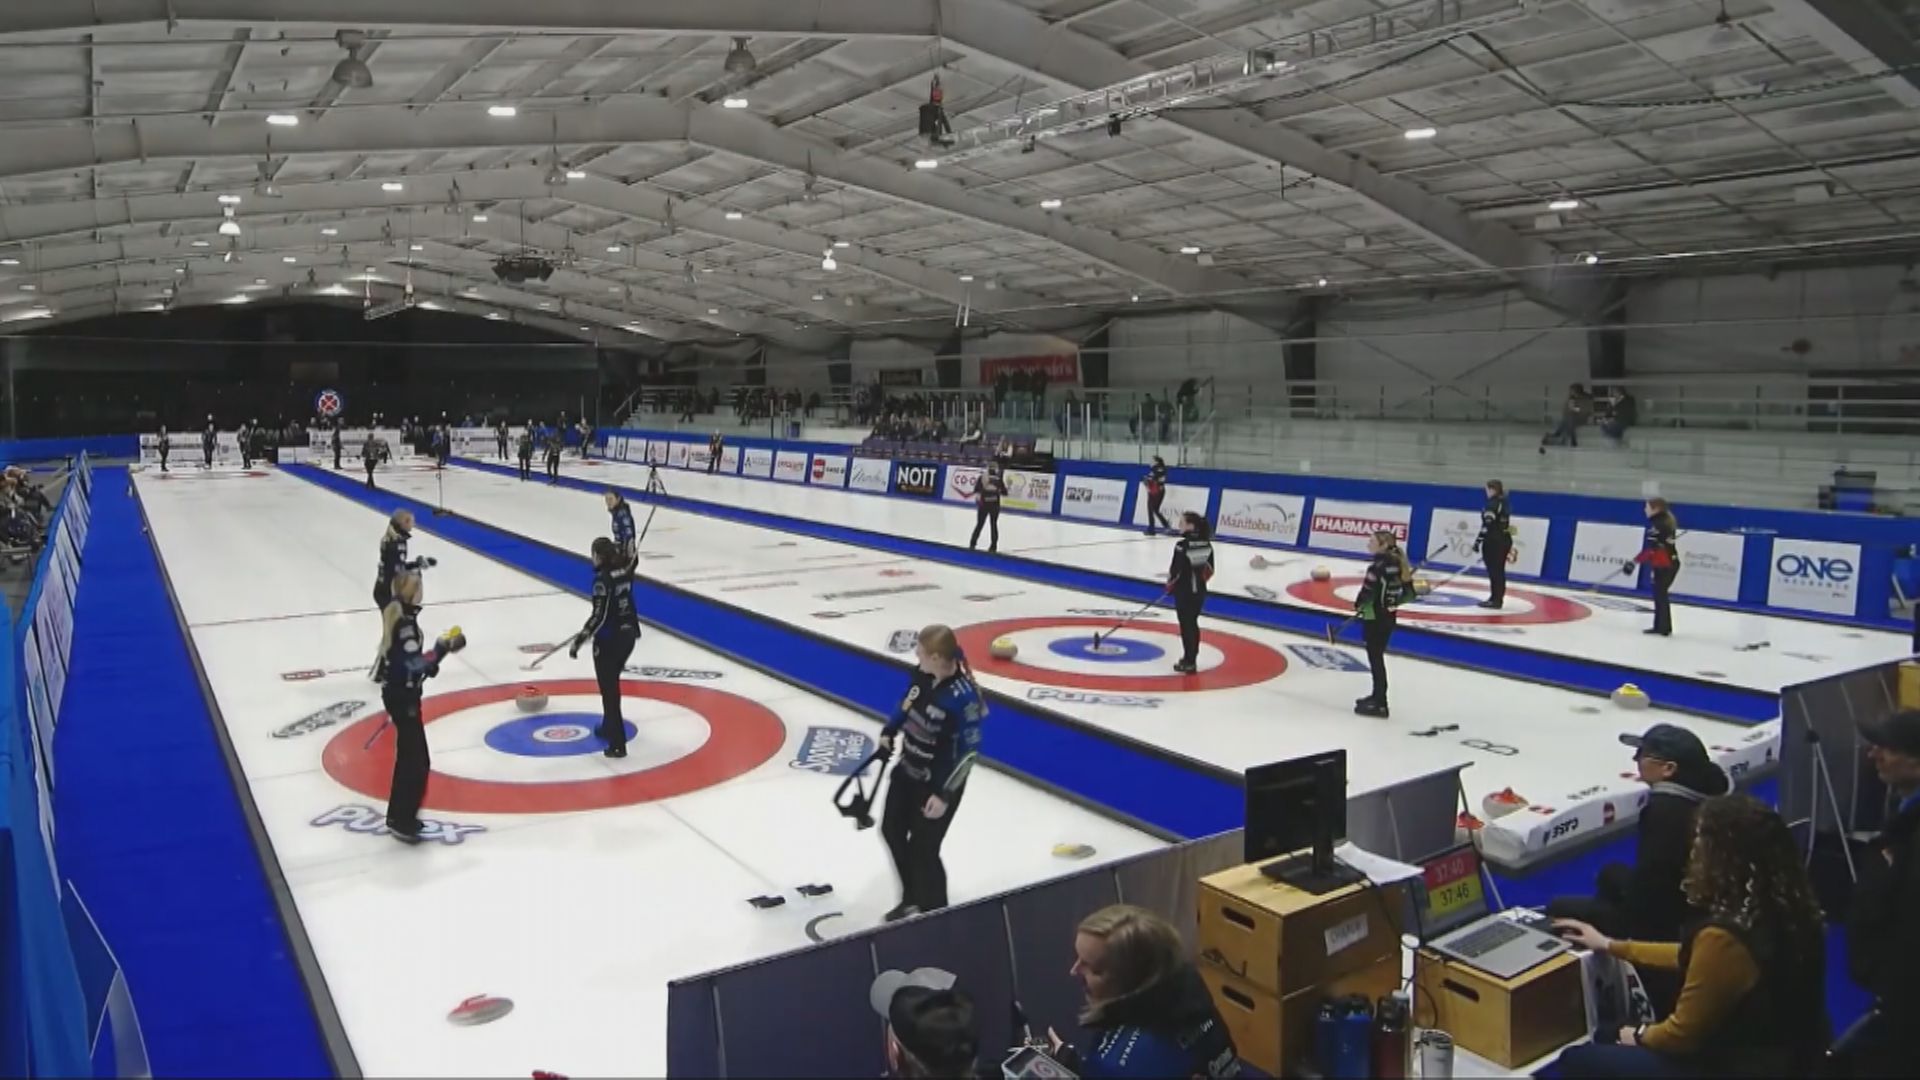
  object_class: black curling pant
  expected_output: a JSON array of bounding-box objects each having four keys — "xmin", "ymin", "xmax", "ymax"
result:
[
  {"xmin": 1483, "ymin": 538, "xmax": 1511, "ymax": 605},
  {"xmin": 1146, "ymin": 492, "xmax": 1170, "ymax": 532},
  {"xmin": 383, "ymin": 687, "xmax": 430, "ymax": 834},
  {"xmin": 881, "ymin": 773, "xmax": 965, "ymax": 913},
  {"xmin": 593, "ymin": 632, "xmax": 637, "ymax": 752},
  {"xmin": 1651, "ymin": 566, "xmax": 1678, "ymax": 634},
  {"xmin": 971, "ymin": 504, "xmax": 1000, "ymax": 550},
  {"xmin": 519, "ymin": 453, "xmax": 532, "ymax": 480},
  {"xmin": 1363, "ymin": 614, "xmax": 1396, "ymax": 703},
  {"xmin": 1176, "ymin": 591, "xmax": 1205, "ymax": 665}
]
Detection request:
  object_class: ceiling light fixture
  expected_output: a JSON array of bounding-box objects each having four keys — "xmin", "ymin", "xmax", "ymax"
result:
[
  {"xmin": 382, "ymin": 181, "xmax": 404, "ymax": 192},
  {"xmin": 266, "ymin": 112, "xmax": 299, "ymax": 127},
  {"xmin": 811, "ymin": 293, "xmax": 824, "ymax": 301},
  {"xmin": 472, "ymin": 214, "xmax": 488, "ymax": 223},
  {"xmin": 217, "ymin": 194, "xmax": 242, "ymax": 204},
  {"xmin": 1404, "ymin": 127, "xmax": 1438, "ymax": 140},
  {"xmin": 1317, "ymin": 277, "xmax": 1329, "ymax": 287},
  {"xmin": 723, "ymin": 37, "xmax": 757, "ymax": 76},
  {"xmin": 1039, "ymin": 198, "xmax": 1062, "ymax": 209},
  {"xmin": 255, "ymin": 277, "xmax": 268, "ymax": 285},
  {"xmin": 914, "ymin": 158, "xmax": 939, "ymax": 170},
  {"xmin": 487, "ymin": 105, "xmax": 518, "ymax": 118},
  {"xmin": 409, "ymin": 244, "xmax": 424, "ymax": 252},
  {"xmin": 1584, "ymin": 252, "xmax": 1601, "ymax": 265},
  {"xmin": 566, "ymin": 169, "xmax": 586, "ymax": 181},
  {"xmin": 958, "ymin": 274, "xmax": 974, "ymax": 282},
  {"xmin": 707, "ymin": 308, "xmax": 720, "ymax": 315},
  {"xmin": 283, "ymin": 256, "xmax": 297, "ymax": 264},
  {"xmin": 1179, "ymin": 245, "xmax": 1201, "ymax": 255},
  {"xmin": 833, "ymin": 239, "xmax": 850, "ymax": 249},
  {"xmin": 20, "ymin": 283, "xmax": 36, "ymax": 291},
  {"xmin": 1130, "ymin": 294, "xmax": 1140, "ymax": 302},
  {"xmin": 191, "ymin": 240, "xmax": 210, "ymax": 248},
  {"xmin": 821, "ymin": 253, "xmax": 838, "ymax": 271},
  {"xmin": 0, "ymin": 258, "xmax": 17, "ymax": 266},
  {"xmin": 330, "ymin": 30, "xmax": 375, "ymax": 89},
  {"xmin": 724, "ymin": 210, "xmax": 744, "ymax": 220},
  {"xmin": 321, "ymin": 227, "xmax": 338, "ymax": 236},
  {"xmin": 722, "ymin": 97, "xmax": 750, "ymax": 109},
  {"xmin": 1548, "ymin": 198, "xmax": 1580, "ymax": 211},
  {"xmin": 607, "ymin": 244, "xmax": 623, "ymax": 253},
  {"xmin": 486, "ymin": 312, "xmax": 503, "ymax": 320}
]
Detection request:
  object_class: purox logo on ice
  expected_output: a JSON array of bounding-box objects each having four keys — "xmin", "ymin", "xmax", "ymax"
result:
[
  {"xmin": 1028, "ymin": 688, "xmax": 1162, "ymax": 708},
  {"xmin": 311, "ymin": 804, "xmax": 485, "ymax": 845}
]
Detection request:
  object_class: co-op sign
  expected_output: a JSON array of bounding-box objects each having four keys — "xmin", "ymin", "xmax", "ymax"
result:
[{"xmin": 1767, "ymin": 538, "xmax": 1860, "ymax": 617}]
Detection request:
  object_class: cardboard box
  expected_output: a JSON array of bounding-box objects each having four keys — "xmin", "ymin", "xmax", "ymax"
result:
[
  {"xmin": 1413, "ymin": 948, "xmax": 1585, "ymax": 1068},
  {"xmin": 1197, "ymin": 862, "xmax": 1403, "ymax": 998},
  {"xmin": 1202, "ymin": 952, "xmax": 1403, "ymax": 1077}
]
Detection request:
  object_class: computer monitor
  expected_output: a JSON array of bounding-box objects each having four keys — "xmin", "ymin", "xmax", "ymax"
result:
[{"xmin": 1244, "ymin": 751, "xmax": 1363, "ymax": 894}]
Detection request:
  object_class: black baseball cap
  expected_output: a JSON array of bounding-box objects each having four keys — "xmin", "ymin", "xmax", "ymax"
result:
[
  {"xmin": 1858, "ymin": 710, "xmax": 1920, "ymax": 757},
  {"xmin": 1620, "ymin": 723, "xmax": 1710, "ymax": 765},
  {"xmin": 870, "ymin": 968, "xmax": 978, "ymax": 1073}
]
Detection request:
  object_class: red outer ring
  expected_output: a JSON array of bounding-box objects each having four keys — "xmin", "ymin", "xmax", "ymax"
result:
[
  {"xmin": 956, "ymin": 616, "xmax": 1287, "ymax": 692},
  {"xmin": 1285, "ymin": 577, "xmax": 1591, "ymax": 626}
]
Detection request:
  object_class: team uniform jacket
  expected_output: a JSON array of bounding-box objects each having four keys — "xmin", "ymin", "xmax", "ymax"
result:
[
  {"xmin": 376, "ymin": 529, "xmax": 428, "ymax": 591},
  {"xmin": 883, "ymin": 670, "xmax": 985, "ymax": 795},
  {"xmin": 1145, "ymin": 463, "xmax": 1167, "ymax": 497},
  {"xmin": 976, "ymin": 474, "xmax": 1005, "ymax": 508},
  {"xmin": 1356, "ymin": 552, "xmax": 1414, "ymax": 620},
  {"xmin": 374, "ymin": 607, "xmax": 440, "ymax": 691},
  {"xmin": 1635, "ymin": 515, "xmax": 1679, "ymax": 570},
  {"xmin": 517, "ymin": 432, "xmax": 534, "ymax": 459},
  {"xmin": 581, "ymin": 564, "xmax": 640, "ymax": 642},
  {"xmin": 1477, "ymin": 494, "xmax": 1511, "ymax": 549},
  {"xmin": 1168, "ymin": 535, "xmax": 1215, "ymax": 597},
  {"xmin": 610, "ymin": 501, "xmax": 637, "ymax": 562}
]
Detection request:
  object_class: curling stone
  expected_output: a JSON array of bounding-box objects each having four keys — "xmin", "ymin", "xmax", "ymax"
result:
[
  {"xmin": 516, "ymin": 686, "xmax": 550, "ymax": 713},
  {"xmin": 1249, "ymin": 554, "xmax": 1269, "ymax": 570},
  {"xmin": 989, "ymin": 637, "xmax": 1019, "ymax": 661},
  {"xmin": 1413, "ymin": 576, "xmax": 1434, "ymax": 596},
  {"xmin": 1611, "ymin": 683, "xmax": 1652, "ymax": 710},
  {"xmin": 1311, "ymin": 565, "xmax": 1332, "ymax": 582},
  {"xmin": 1481, "ymin": 787, "xmax": 1529, "ymax": 821}
]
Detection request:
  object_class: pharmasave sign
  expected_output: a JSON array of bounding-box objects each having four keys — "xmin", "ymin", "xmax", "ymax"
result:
[
  {"xmin": 894, "ymin": 462, "xmax": 940, "ymax": 498},
  {"xmin": 1306, "ymin": 499, "xmax": 1411, "ymax": 554},
  {"xmin": 1216, "ymin": 490, "xmax": 1306, "ymax": 545}
]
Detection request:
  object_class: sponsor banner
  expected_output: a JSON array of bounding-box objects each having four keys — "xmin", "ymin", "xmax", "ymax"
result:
[
  {"xmin": 688, "ymin": 444, "xmax": 712, "ymax": 469},
  {"xmin": 669, "ymin": 442, "xmax": 691, "ymax": 469},
  {"xmin": 944, "ymin": 465, "xmax": 984, "ymax": 504},
  {"xmin": 1285, "ymin": 645, "xmax": 1369, "ymax": 672},
  {"xmin": 1569, "ymin": 522, "xmax": 1648, "ymax": 586},
  {"xmin": 623, "ymin": 666, "xmax": 724, "ymax": 680},
  {"xmin": 648, "ymin": 440, "xmax": 670, "ymax": 465},
  {"xmin": 144, "ymin": 431, "xmax": 242, "ymax": 466},
  {"xmin": 741, "ymin": 447, "xmax": 775, "ymax": 478},
  {"xmin": 877, "ymin": 367, "xmax": 923, "ymax": 387},
  {"xmin": 274, "ymin": 701, "xmax": 366, "ymax": 739},
  {"xmin": 894, "ymin": 462, "xmax": 940, "ymax": 499},
  {"xmin": 1675, "ymin": 530, "xmax": 1744, "ymax": 603},
  {"xmin": 1307, "ymin": 498, "xmax": 1412, "ymax": 554},
  {"xmin": 849, "ymin": 457, "xmax": 891, "ymax": 494},
  {"xmin": 1132, "ymin": 482, "xmax": 1210, "ymax": 530},
  {"xmin": 789, "ymin": 726, "xmax": 877, "ymax": 776},
  {"xmin": 450, "ymin": 426, "xmax": 513, "ymax": 456},
  {"xmin": 1216, "ymin": 489, "xmax": 1306, "ymax": 546},
  {"xmin": 719, "ymin": 446, "xmax": 742, "ymax": 474},
  {"xmin": 1426, "ymin": 508, "xmax": 1551, "ymax": 577},
  {"xmin": 773, "ymin": 451, "xmax": 809, "ymax": 483},
  {"xmin": 810, "ymin": 455, "xmax": 848, "ymax": 488},
  {"xmin": 1059, "ymin": 475, "xmax": 1127, "ymax": 523},
  {"xmin": 1768, "ymin": 538, "xmax": 1861, "ymax": 616},
  {"xmin": 1003, "ymin": 469, "xmax": 1056, "ymax": 513},
  {"xmin": 819, "ymin": 583, "xmax": 940, "ymax": 601},
  {"xmin": 1027, "ymin": 688, "xmax": 1161, "ymax": 709},
  {"xmin": 979, "ymin": 353, "xmax": 1079, "ymax": 386},
  {"xmin": 311, "ymin": 804, "xmax": 484, "ymax": 845}
]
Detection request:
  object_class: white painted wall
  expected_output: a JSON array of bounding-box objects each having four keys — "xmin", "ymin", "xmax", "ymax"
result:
[
  {"xmin": 1319, "ymin": 292, "xmax": 1588, "ymax": 387},
  {"xmin": 1627, "ymin": 266, "xmax": 1920, "ymax": 374},
  {"xmin": 850, "ymin": 336, "xmax": 937, "ymax": 385},
  {"xmin": 1106, "ymin": 310, "xmax": 1276, "ymax": 390}
]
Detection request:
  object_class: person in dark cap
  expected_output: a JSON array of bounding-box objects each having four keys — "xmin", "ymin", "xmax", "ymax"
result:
[
  {"xmin": 869, "ymin": 968, "xmax": 979, "ymax": 1079},
  {"xmin": 1840, "ymin": 709, "xmax": 1920, "ymax": 1078},
  {"xmin": 1548, "ymin": 723, "xmax": 1729, "ymax": 1015}
]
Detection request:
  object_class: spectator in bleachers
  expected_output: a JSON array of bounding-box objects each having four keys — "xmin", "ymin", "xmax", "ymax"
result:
[
  {"xmin": 1841, "ymin": 709, "xmax": 1920, "ymax": 1078},
  {"xmin": 1554, "ymin": 795, "xmax": 1829, "ymax": 1078},
  {"xmin": 1046, "ymin": 905, "xmax": 1241, "ymax": 1078},
  {"xmin": 1540, "ymin": 383, "xmax": 1591, "ymax": 451},
  {"xmin": 1601, "ymin": 387, "xmax": 1639, "ymax": 442},
  {"xmin": 958, "ymin": 421, "xmax": 984, "ymax": 446},
  {"xmin": 1548, "ymin": 723, "xmax": 1729, "ymax": 1015},
  {"xmin": 869, "ymin": 968, "xmax": 979, "ymax": 1079}
]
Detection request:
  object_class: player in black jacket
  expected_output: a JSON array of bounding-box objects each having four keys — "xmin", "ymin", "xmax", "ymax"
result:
[
  {"xmin": 331, "ymin": 423, "xmax": 344, "ymax": 470},
  {"xmin": 605, "ymin": 490, "xmax": 637, "ymax": 565},
  {"xmin": 238, "ymin": 420, "xmax": 253, "ymax": 468},
  {"xmin": 571, "ymin": 538, "xmax": 641, "ymax": 758},
  {"xmin": 362, "ymin": 434, "xmax": 386, "ymax": 489},
  {"xmin": 372, "ymin": 571, "xmax": 464, "ymax": 841},
  {"xmin": 1476, "ymin": 479, "xmax": 1512, "ymax": 608},
  {"xmin": 545, "ymin": 428, "xmax": 563, "ymax": 482},
  {"xmin": 880, "ymin": 624, "xmax": 986, "ymax": 921},
  {"xmin": 1167, "ymin": 511, "xmax": 1215, "ymax": 674},
  {"xmin": 1355, "ymin": 530, "xmax": 1414, "ymax": 717},
  {"xmin": 496, "ymin": 419, "xmax": 510, "ymax": 460},
  {"xmin": 157, "ymin": 424, "xmax": 170, "ymax": 472},
  {"xmin": 1628, "ymin": 498, "xmax": 1680, "ymax": 636},
  {"xmin": 517, "ymin": 425, "xmax": 535, "ymax": 481},
  {"xmin": 969, "ymin": 465, "xmax": 1006, "ymax": 553},
  {"xmin": 1142, "ymin": 457, "xmax": 1171, "ymax": 535},
  {"xmin": 373, "ymin": 509, "xmax": 435, "ymax": 609},
  {"xmin": 201, "ymin": 417, "xmax": 217, "ymax": 469},
  {"xmin": 707, "ymin": 432, "xmax": 723, "ymax": 474}
]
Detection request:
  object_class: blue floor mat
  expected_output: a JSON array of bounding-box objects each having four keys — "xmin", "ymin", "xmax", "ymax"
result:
[{"xmin": 52, "ymin": 468, "xmax": 334, "ymax": 1077}]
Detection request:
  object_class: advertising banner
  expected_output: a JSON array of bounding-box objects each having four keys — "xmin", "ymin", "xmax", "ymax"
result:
[
  {"xmin": 1003, "ymin": 470, "xmax": 1057, "ymax": 513},
  {"xmin": 1569, "ymin": 522, "xmax": 1648, "ymax": 586},
  {"xmin": 894, "ymin": 462, "xmax": 941, "ymax": 499},
  {"xmin": 1307, "ymin": 499, "xmax": 1413, "ymax": 554},
  {"xmin": 978, "ymin": 353, "xmax": 1079, "ymax": 386},
  {"xmin": 773, "ymin": 451, "xmax": 809, "ymax": 483},
  {"xmin": 669, "ymin": 442, "xmax": 691, "ymax": 469},
  {"xmin": 944, "ymin": 465, "xmax": 984, "ymax": 504},
  {"xmin": 1767, "ymin": 538, "xmax": 1861, "ymax": 616},
  {"xmin": 719, "ymin": 446, "xmax": 741, "ymax": 474},
  {"xmin": 1059, "ymin": 475, "xmax": 1127, "ymax": 523},
  {"xmin": 1215, "ymin": 490, "xmax": 1307, "ymax": 546},
  {"xmin": 1425, "ymin": 508, "xmax": 1551, "ymax": 577},
  {"xmin": 1133, "ymin": 483, "xmax": 1211, "ymax": 531},
  {"xmin": 1675, "ymin": 531, "xmax": 1745, "ymax": 603},
  {"xmin": 810, "ymin": 456, "xmax": 848, "ymax": 488},
  {"xmin": 850, "ymin": 458, "xmax": 891, "ymax": 494},
  {"xmin": 648, "ymin": 440, "xmax": 670, "ymax": 465},
  {"xmin": 741, "ymin": 448, "xmax": 774, "ymax": 478}
]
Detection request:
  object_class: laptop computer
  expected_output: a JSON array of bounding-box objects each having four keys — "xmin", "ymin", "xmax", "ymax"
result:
[{"xmin": 1415, "ymin": 845, "xmax": 1570, "ymax": 981}]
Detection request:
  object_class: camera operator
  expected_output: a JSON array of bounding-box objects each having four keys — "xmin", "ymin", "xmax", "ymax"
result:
[
  {"xmin": 1046, "ymin": 905, "xmax": 1241, "ymax": 1078},
  {"xmin": 870, "ymin": 968, "xmax": 981, "ymax": 1079},
  {"xmin": 1844, "ymin": 710, "xmax": 1920, "ymax": 1077}
]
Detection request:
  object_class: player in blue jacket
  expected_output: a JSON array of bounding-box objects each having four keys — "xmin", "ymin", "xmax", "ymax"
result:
[
  {"xmin": 604, "ymin": 489, "xmax": 637, "ymax": 565},
  {"xmin": 880, "ymin": 624, "xmax": 985, "ymax": 922}
]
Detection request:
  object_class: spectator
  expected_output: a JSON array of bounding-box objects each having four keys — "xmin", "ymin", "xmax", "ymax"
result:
[
  {"xmin": 1555, "ymin": 795, "xmax": 1830, "ymax": 1078},
  {"xmin": 1842, "ymin": 709, "xmax": 1920, "ymax": 1078},
  {"xmin": 869, "ymin": 968, "xmax": 980, "ymax": 1079},
  {"xmin": 1549, "ymin": 724, "xmax": 1730, "ymax": 1015},
  {"xmin": 1047, "ymin": 905, "xmax": 1241, "ymax": 1078},
  {"xmin": 958, "ymin": 422, "xmax": 984, "ymax": 446},
  {"xmin": 1601, "ymin": 387, "xmax": 1639, "ymax": 442},
  {"xmin": 1157, "ymin": 398, "xmax": 1172, "ymax": 442},
  {"xmin": 1540, "ymin": 383, "xmax": 1591, "ymax": 451}
]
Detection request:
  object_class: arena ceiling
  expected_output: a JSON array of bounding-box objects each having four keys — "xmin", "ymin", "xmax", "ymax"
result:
[{"xmin": 0, "ymin": 0, "xmax": 1916, "ymax": 347}]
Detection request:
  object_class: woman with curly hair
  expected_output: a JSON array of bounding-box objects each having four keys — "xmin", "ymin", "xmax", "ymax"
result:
[{"xmin": 1554, "ymin": 794, "xmax": 1830, "ymax": 1077}]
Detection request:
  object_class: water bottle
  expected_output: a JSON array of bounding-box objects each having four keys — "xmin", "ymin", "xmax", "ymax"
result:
[
  {"xmin": 1313, "ymin": 1000, "xmax": 1341, "ymax": 1077},
  {"xmin": 1373, "ymin": 992, "xmax": 1410, "ymax": 1078},
  {"xmin": 1416, "ymin": 1030, "xmax": 1455, "ymax": 1079},
  {"xmin": 1334, "ymin": 996, "xmax": 1374, "ymax": 1079}
]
